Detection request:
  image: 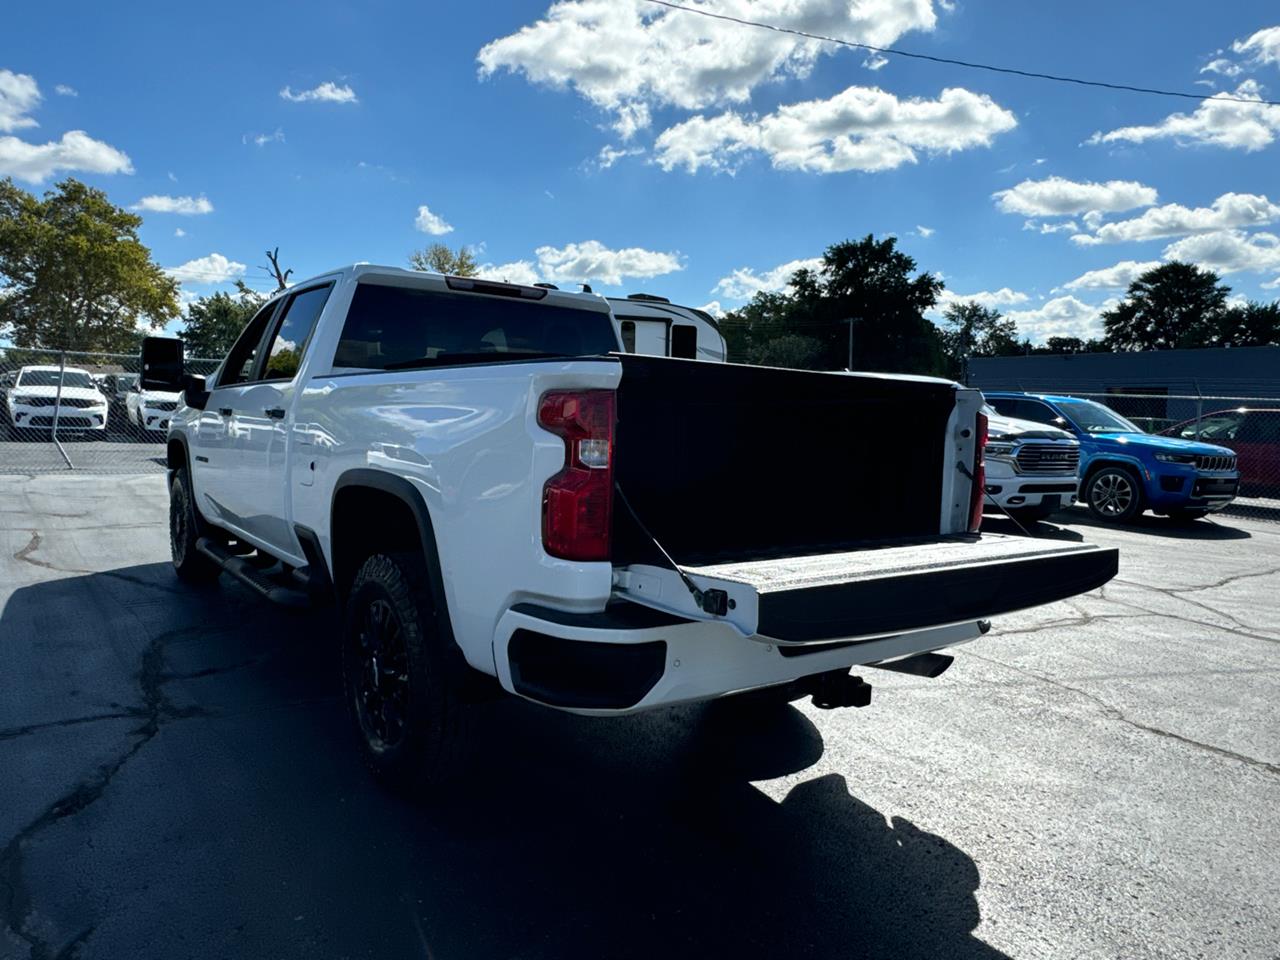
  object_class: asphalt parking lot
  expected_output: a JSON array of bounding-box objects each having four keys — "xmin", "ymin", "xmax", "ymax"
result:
[{"xmin": 1, "ymin": 474, "xmax": 1277, "ymax": 960}]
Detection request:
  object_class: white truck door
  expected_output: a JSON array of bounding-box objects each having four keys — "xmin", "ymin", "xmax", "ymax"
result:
[
  {"xmin": 191, "ymin": 300, "xmax": 280, "ymax": 537},
  {"xmin": 232, "ymin": 282, "xmax": 334, "ymax": 558}
]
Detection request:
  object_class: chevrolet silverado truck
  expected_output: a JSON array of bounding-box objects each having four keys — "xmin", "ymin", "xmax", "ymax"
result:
[{"xmin": 141, "ymin": 265, "xmax": 1118, "ymax": 790}]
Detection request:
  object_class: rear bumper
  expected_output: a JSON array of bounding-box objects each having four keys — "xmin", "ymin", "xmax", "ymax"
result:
[{"xmin": 494, "ymin": 601, "xmax": 986, "ymax": 715}]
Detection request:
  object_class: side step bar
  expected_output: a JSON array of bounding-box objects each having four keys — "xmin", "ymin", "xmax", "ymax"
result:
[{"xmin": 195, "ymin": 537, "xmax": 311, "ymax": 608}]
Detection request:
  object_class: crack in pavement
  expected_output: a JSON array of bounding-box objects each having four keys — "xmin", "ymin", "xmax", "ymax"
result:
[
  {"xmin": 1100, "ymin": 585, "xmax": 1280, "ymax": 646},
  {"xmin": 1114, "ymin": 575, "xmax": 1279, "ymax": 636},
  {"xmin": 0, "ymin": 712, "xmax": 146, "ymax": 743},
  {"xmin": 994, "ymin": 611, "xmax": 1159, "ymax": 639},
  {"xmin": 0, "ymin": 625, "xmax": 209, "ymax": 959},
  {"xmin": 1175, "ymin": 566, "xmax": 1280, "ymax": 594},
  {"xmin": 968, "ymin": 652, "xmax": 1280, "ymax": 778},
  {"xmin": 11, "ymin": 532, "xmax": 91, "ymax": 576}
]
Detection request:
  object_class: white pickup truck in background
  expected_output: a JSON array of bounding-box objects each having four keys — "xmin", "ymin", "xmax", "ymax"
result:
[
  {"xmin": 142, "ymin": 264, "xmax": 1117, "ymax": 791},
  {"xmin": 982, "ymin": 406, "xmax": 1081, "ymax": 523}
]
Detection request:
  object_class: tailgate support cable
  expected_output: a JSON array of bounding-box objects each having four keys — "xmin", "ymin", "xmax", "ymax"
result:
[
  {"xmin": 956, "ymin": 461, "xmax": 1035, "ymax": 538},
  {"xmin": 613, "ymin": 482, "xmax": 732, "ymax": 617}
]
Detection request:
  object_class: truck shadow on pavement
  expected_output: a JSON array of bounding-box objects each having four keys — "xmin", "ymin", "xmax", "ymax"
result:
[{"xmin": 0, "ymin": 562, "xmax": 1010, "ymax": 960}]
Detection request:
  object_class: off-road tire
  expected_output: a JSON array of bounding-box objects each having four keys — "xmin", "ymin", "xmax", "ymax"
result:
[
  {"xmin": 1085, "ymin": 466, "xmax": 1145, "ymax": 524},
  {"xmin": 342, "ymin": 552, "xmax": 467, "ymax": 793},
  {"xmin": 170, "ymin": 467, "xmax": 220, "ymax": 583}
]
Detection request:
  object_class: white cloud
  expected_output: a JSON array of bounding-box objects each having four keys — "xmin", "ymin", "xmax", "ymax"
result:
[
  {"xmin": 655, "ymin": 84, "xmax": 1016, "ymax": 174},
  {"xmin": 54, "ymin": 83, "xmax": 77, "ymax": 97},
  {"xmin": 915, "ymin": 224, "xmax": 935, "ymax": 237},
  {"xmin": 696, "ymin": 300, "xmax": 725, "ymax": 318},
  {"xmin": 595, "ymin": 143, "xmax": 644, "ymax": 169},
  {"xmin": 131, "ymin": 194, "xmax": 214, "ymax": 215},
  {"xmin": 1200, "ymin": 58, "xmax": 1243, "ymax": 78},
  {"xmin": 245, "ymin": 128, "xmax": 285, "ymax": 147},
  {"xmin": 165, "ymin": 253, "xmax": 246, "ymax": 285},
  {"xmin": 1161, "ymin": 229, "xmax": 1280, "ymax": 275},
  {"xmin": 1232, "ymin": 25, "xmax": 1280, "ymax": 67},
  {"xmin": 1071, "ymin": 192, "xmax": 1280, "ymax": 245},
  {"xmin": 1060, "ymin": 260, "xmax": 1162, "ymax": 291},
  {"xmin": 934, "ymin": 287, "xmax": 1030, "ymax": 314},
  {"xmin": 1007, "ymin": 295, "xmax": 1111, "ymax": 344},
  {"xmin": 535, "ymin": 240, "xmax": 682, "ymax": 285},
  {"xmin": 0, "ymin": 69, "xmax": 40, "ymax": 132},
  {"xmin": 712, "ymin": 257, "xmax": 823, "ymax": 301},
  {"xmin": 1088, "ymin": 81, "xmax": 1280, "ymax": 152},
  {"xmin": 993, "ymin": 176, "xmax": 1157, "ymax": 216},
  {"xmin": 0, "ymin": 129, "xmax": 133, "ymax": 184},
  {"xmin": 476, "ymin": 260, "xmax": 541, "ymax": 285},
  {"xmin": 414, "ymin": 205, "xmax": 454, "ymax": 235},
  {"xmin": 174, "ymin": 228, "xmax": 186, "ymax": 237},
  {"xmin": 1025, "ymin": 219, "xmax": 1080, "ymax": 234},
  {"xmin": 477, "ymin": 0, "xmax": 940, "ymax": 138},
  {"xmin": 279, "ymin": 81, "xmax": 358, "ymax": 104},
  {"xmin": 475, "ymin": 241, "xmax": 684, "ymax": 287}
]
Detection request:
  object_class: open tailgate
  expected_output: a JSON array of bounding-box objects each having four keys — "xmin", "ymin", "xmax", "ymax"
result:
[{"xmin": 615, "ymin": 534, "xmax": 1118, "ymax": 645}]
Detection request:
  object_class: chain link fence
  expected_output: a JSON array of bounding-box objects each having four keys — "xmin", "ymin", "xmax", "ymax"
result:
[
  {"xmin": 0, "ymin": 346, "xmax": 220, "ymax": 474},
  {"xmin": 999, "ymin": 389, "xmax": 1280, "ymax": 523}
]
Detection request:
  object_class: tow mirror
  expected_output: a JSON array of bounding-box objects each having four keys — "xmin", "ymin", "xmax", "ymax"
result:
[{"xmin": 141, "ymin": 337, "xmax": 184, "ymax": 390}]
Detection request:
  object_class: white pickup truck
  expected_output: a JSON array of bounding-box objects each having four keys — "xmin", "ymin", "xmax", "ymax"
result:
[{"xmin": 142, "ymin": 264, "xmax": 1117, "ymax": 790}]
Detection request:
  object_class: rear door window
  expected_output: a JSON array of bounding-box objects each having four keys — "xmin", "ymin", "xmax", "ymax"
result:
[
  {"xmin": 335, "ymin": 282, "xmax": 619, "ymax": 370},
  {"xmin": 260, "ymin": 284, "xmax": 333, "ymax": 381}
]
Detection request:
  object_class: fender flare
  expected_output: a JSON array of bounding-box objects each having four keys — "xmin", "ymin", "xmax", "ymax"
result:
[{"xmin": 330, "ymin": 468, "xmax": 456, "ymax": 650}]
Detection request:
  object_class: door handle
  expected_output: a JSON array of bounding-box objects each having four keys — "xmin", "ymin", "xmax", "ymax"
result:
[
  {"xmin": 265, "ymin": 407, "xmax": 286, "ymax": 420},
  {"xmin": 218, "ymin": 407, "xmax": 233, "ymax": 417}
]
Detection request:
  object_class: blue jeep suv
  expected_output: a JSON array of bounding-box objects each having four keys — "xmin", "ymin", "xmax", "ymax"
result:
[{"xmin": 985, "ymin": 393, "xmax": 1240, "ymax": 523}]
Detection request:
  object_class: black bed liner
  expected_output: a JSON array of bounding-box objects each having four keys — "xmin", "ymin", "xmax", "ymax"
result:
[{"xmin": 612, "ymin": 354, "xmax": 959, "ymax": 566}]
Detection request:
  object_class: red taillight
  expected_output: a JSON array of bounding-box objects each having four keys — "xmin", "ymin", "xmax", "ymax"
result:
[
  {"xmin": 968, "ymin": 411, "xmax": 988, "ymax": 533},
  {"xmin": 538, "ymin": 390, "xmax": 615, "ymax": 561}
]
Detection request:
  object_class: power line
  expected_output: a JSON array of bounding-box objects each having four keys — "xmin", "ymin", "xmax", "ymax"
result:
[{"xmin": 641, "ymin": 0, "xmax": 1280, "ymax": 107}]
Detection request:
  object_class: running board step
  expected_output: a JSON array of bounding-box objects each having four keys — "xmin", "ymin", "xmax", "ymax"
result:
[{"xmin": 195, "ymin": 537, "xmax": 311, "ymax": 608}]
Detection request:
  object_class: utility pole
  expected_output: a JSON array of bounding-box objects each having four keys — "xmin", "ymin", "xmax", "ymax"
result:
[{"xmin": 844, "ymin": 317, "xmax": 856, "ymax": 371}]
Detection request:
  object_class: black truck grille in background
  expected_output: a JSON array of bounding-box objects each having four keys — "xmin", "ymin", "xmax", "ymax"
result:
[
  {"xmin": 1015, "ymin": 443, "xmax": 1080, "ymax": 475},
  {"xmin": 1195, "ymin": 454, "xmax": 1236, "ymax": 472}
]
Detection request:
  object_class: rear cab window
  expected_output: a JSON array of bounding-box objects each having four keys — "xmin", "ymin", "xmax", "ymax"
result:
[{"xmin": 333, "ymin": 281, "xmax": 619, "ymax": 371}]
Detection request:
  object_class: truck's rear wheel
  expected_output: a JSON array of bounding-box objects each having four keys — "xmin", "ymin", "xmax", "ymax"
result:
[
  {"xmin": 1085, "ymin": 466, "xmax": 1144, "ymax": 524},
  {"xmin": 342, "ymin": 552, "xmax": 466, "ymax": 792},
  {"xmin": 170, "ymin": 468, "xmax": 220, "ymax": 583}
]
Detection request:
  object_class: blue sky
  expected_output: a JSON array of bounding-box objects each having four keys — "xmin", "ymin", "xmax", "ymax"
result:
[{"xmin": 2, "ymin": 1, "xmax": 1279, "ymax": 343}]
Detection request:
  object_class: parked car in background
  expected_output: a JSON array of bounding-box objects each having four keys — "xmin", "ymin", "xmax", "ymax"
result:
[
  {"xmin": 99, "ymin": 372, "xmax": 139, "ymax": 428},
  {"xmin": 985, "ymin": 392, "xmax": 1239, "ymax": 523},
  {"xmin": 1162, "ymin": 408, "xmax": 1280, "ymax": 498},
  {"xmin": 3, "ymin": 365, "xmax": 109, "ymax": 436},
  {"xmin": 981, "ymin": 405, "xmax": 1079, "ymax": 523},
  {"xmin": 607, "ymin": 293, "xmax": 727, "ymax": 362},
  {"xmin": 126, "ymin": 380, "xmax": 182, "ymax": 434}
]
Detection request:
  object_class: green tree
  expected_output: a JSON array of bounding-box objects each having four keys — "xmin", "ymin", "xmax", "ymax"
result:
[
  {"xmin": 938, "ymin": 301, "xmax": 1020, "ymax": 379},
  {"xmin": 817, "ymin": 235, "xmax": 945, "ymax": 374},
  {"xmin": 1102, "ymin": 262, "xmax": 1229, "ymax": 351},
  {"xmin": 722, "ymin": 235, "xmax": 944, "ymax": 374},
  {"xmin": 182, "ymin": 281, "xmax": 266, "ymax": 359},
  {"xmin": 408, "ymin": 243, "xmax": 478, "ymax": 276},
  {"xmin": 0, "ymin": 177, "xmax": 179, "ymax": 351},
  {"xmin": 748, "ymin": 334, "xmax": 827, "ymax": 369},
  {"xmin": 1216, "ymin": 299, "xmax": 1280, "ymax": 347}
]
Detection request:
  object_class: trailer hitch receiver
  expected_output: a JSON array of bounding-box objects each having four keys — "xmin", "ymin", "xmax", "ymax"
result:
[{"xmin": 811, "ymin": 670, "xmax": 872, "ymax": 709}]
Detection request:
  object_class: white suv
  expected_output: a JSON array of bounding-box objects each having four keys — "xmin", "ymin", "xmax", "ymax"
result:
[
  {"xmin": 126, "ymin": 382, "xmax": 182, "ymax": 434},
  {"xmin": 5, "ymin": 365, "xmax": 109, "ymax": 435}
]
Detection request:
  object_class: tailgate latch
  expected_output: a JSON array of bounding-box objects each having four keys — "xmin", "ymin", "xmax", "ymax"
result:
[{"xmin": 694, "ymin": 587, "xmax": 732, "ymax": 617}]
